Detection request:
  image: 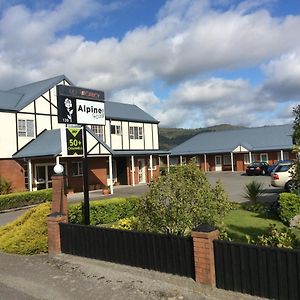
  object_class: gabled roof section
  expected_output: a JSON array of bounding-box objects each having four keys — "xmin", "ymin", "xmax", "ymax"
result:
[
  {"xmin": 85, "ymin": 127, "xmax": 115, "ymax": 155},
  {"xmin": 13, "ymin": 129, "xmax": 62, "ymax": 158},
  {"xmin": 8, "ymin": 75, "xmax": 72, "ymax": 111},
  {"xmin": 105, "ymin": 101, "xmax": 159, "ymax": 124},
  {"xmin": 0, "ymin": 90, "xmax": 23, "ymax": 110},
  {"xmin": 171, "ymin": 124, "xmax": 293, "ymax": 156}
]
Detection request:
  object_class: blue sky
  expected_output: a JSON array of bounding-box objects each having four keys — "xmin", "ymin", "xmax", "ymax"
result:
[{"xmin": 0, "ymin": 0, "xmax": 300, "ymax": 128}]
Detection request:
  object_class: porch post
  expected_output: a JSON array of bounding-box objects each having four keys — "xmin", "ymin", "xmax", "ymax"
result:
[
  {"xmin": 249, "ymin": 151, "xmax": 252, "ymax": 163},
  {"xmin": 180, "ymin": 155, "xmax": 183, "ymax": 166},
  {"xmin": 280, "ymin": 149, "xmax": 284, "ymax": 160},
  {"xmin": 204, "ymin": 154, "xmax": 207, "ymax": 172},
  {"xmin": 109, "ymin": 155, "xmax": 114, "ymax": 195},
  {"xmin": 131, "ymin": 155, "xmax": 135, "ymax": 186},
  {"xmin": 150, "ymin": 155, "xmax": 153, "ymax": 180},
  {"xmin": 167, "ymin": 155, "xmax": 170, "ymax": 173},
  {"xmin": 28, "ymin": 159, "xmax": 33, "ymax": 191},
  {"xmin": 231, "ymin": 152, "xmax": 234, "ymax": 172}
]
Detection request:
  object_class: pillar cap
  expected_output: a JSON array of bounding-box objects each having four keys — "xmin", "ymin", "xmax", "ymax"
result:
[{"xmin": 192, "ymin": 224, "xmax": 217, "ymax": 233}]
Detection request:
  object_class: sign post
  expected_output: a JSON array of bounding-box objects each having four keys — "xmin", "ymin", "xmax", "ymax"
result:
[{"xmin": 57, "ymin": 85, "xmax": 105, "ymax": 225}]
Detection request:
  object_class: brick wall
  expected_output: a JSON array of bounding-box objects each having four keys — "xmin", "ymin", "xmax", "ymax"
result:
[{"xmin": 0, "ymin": 159, "xmax": 25, "ymax": 191}]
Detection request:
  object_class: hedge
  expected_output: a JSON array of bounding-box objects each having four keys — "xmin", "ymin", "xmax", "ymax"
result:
[
  {"xmin": 279, "ymin": 192, "xmax": 300, "ymax": 224},
  {"xmin": 0, "ymin": 189, "xmax": 52, "ymax": 211},
  {"xmin": 0, "ymin": 202, "xmax": 51, "ymax": 254},
  {"xmin": 68, "ymin": 196, "xmax": 140, "ymax": 225}
]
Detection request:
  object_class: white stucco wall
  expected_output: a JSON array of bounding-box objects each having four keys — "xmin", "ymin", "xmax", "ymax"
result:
[{"xmin": 0, "ymin": 112, "xmax": 17, "ymax": 158}]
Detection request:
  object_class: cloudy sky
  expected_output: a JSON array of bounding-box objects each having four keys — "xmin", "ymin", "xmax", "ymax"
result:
[{"xmin": 0, "ymin": 0, "xmax": 299, "ymax": 128}]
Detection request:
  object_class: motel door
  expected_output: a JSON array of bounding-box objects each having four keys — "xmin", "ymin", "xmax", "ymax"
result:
[
  {"xmin": 215, "ymin": 156, "xmax": 222, "ymax": 172},
  {"xmin": 138, "ymin": 159, "xmax": 146, "ymax": 183},
  {"xmin": 35, "ymin": 164, "xmax": 55, "ymax": 190}
]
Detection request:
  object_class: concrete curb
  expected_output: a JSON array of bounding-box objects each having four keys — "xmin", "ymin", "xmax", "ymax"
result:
[{"xmin": 0, "ymin": 204, "xmax": 38, "ymax": 214}]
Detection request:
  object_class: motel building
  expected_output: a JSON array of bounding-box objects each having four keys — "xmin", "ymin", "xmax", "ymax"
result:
[
  {"xmin": 0, "ymin": 75, "xmax": 168, "ymax": 194},
  {"xmin": 168, "ymin": 125, "xmax": 295, "ymax": 172}
]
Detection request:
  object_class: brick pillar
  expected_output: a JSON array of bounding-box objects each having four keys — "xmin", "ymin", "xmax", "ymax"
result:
[
  {"xmin": 47, "ymin": 175, "xmax": 68, "ymax": 255},
  {"xmin": 191, "ymin": 225, "xmax": 219, "ymax": 286},
  {"xmin": 47, "ymin": 213, "xmax": 67, "ymax": 254},
  {"xmin": 51, "ymin": 175, "xmax": 67, "ymax": 216}
]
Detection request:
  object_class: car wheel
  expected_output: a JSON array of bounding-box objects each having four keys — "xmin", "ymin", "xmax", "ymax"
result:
[{"xmin": 285, "ymin": 180, "xmax": 298, "ymax": 192}]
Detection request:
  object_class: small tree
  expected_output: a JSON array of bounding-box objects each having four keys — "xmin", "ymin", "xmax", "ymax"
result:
[
  {"xmin": 292, "ymin": 105, "xmax": 300, "ymax": 187},
  {"xmin": 136, "ymin": 162, "xmax": 231, "ymax": 235}
]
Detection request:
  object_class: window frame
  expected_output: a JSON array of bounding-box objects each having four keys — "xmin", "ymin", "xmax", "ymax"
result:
[
  {"xmin": 18, "ymin": 119, "xmax": 34, "ymax": 137},
  {"xmin": 91, "ymin": 125, "xmax": 104, "ymax": 141},
  {"xmin": 129, "ymin": 126, "xmax": 143, "ymax": 140},
  {"xmin": 111, "ymin": 125, "xmax": 121, "ymax": 135},
  {"xmin": 223, "ymin": 154, "xmax": 232, "ymax": 166}
]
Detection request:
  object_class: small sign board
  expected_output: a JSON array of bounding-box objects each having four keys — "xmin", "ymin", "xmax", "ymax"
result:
[
  {"xmin": 61, "ymin": 128, "xmax": 83, "ymax": 156},
  {"xmin": 57, "ymin": 85, "xmax": 105, "ymax": 125}
]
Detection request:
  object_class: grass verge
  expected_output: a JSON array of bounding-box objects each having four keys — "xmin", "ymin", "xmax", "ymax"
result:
[{"xmin": 224, "ymin": 208, "xmax": 300, "ymax": 243}]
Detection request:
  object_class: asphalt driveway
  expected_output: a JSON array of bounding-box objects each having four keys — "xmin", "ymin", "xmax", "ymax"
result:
[
  {"xmin": 68, "ymin": 171, "xmax": 281, "ymax": 204},
  {"xmin": 0, "ymin": 172, "xmax": 281, "ymax": 226}
]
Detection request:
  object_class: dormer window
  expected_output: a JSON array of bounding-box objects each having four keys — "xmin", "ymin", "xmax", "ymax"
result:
[{"xmin": 18, "ymin": 119, "xmax": 34, "ymax": 137}]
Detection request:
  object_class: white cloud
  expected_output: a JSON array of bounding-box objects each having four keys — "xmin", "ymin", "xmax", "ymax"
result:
[{"xmin": 0, "ymin": 0, "xmax": 299, "ymax": 128}]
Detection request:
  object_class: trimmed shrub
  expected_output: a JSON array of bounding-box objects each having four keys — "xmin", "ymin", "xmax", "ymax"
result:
[
  {"xmin": 137, "ymin": 162, "xmax": 231, "ymax": 236},
  {"xmin": 0, "ymin": 202, "xmax": 51, "ymax": 254},
  {"xmin": 0, "ymin": 189, "xmax": 52, "ymax": 211},
  {"xmin": 0, "ymin": 176, "xmax": 12, "ymax": 195},
  {"xmin": 68, "ymin": 196, "xmax": 140, "ymax": 225},
  {"xmin": 279, "ymin": 192, "xmax": 300, "ymax": 224}
]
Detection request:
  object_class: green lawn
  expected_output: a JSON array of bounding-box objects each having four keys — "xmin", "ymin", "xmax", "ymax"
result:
[{"xmin": 224, "ymin": 208, "xmax": 300, "ymax": 243}]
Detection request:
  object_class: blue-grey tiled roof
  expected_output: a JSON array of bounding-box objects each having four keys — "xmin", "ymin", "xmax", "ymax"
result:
[
  {"xmin": 13, "ymin": 129, "xmax": 62, "ymax": 158},
  {"xmin": 170, "ymin": 124, "xmax": 293, "ymax": 155},
  {"xmin": 0, "ymin": 75, "xmax": 71, "ymax": 111},
  {"xmin": 105, "ymin": 101, "xmax": 159, "ymax": 123},
  {"xmin": 0, "ymin": 75, "xmax": 159, "ymax": 123}
]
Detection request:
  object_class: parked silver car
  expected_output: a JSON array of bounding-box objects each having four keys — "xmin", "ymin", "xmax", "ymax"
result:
[{"xmin": 270, "ymin": 162, "xmax": 297, "ymax": 192}]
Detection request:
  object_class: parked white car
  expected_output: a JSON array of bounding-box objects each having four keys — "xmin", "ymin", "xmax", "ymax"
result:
[{"xmin": 270, "ymin": 162, "xmax": 297, "ymax": 192}]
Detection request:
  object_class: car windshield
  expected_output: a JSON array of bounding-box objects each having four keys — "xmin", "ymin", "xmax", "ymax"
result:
[{"xmin": 274, "ymin": 165, "xmax": 291, "ymax": 172}]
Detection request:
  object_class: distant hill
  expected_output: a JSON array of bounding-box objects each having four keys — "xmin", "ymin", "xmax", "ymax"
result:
[{"xmin": 159, "ymin": 124, "xmax": 246, "ymax": 150}]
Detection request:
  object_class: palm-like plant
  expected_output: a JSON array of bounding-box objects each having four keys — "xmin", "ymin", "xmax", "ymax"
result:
[{"xmin": 243, "ymin": 180, "xmax": 265, "ymax": 204}]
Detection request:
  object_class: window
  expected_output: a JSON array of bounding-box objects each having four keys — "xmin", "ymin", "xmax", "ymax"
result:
[
  {"xmin": 111, "ymin": 125, "xmax": 121, "ymax": 135},
  {"xmin": 91, "ymin": 125, "xmax": 104, "ymax": 141},
  {"xmin": 18, "ymin": 119, "xmax": 34, "ymax": 137},
  {"xmin": 244, "ymin": 153, "xmax": 251, "ymax": 164},
  {"xmin": 129, "ymin": 126, "xmax": 143, "ymax": 139},
  {"xmin": 223, "ymin": 155, "xmax": 232, "ymax": 165},
  {"xmin": 72, "ymin": 161, "xmax": 83, "ymax": 176},
  {"xmin": 260, "ymin": 153, "xmax": 268, "ymax": 163},
  {"xmin": 277, "ymin": 151, "xmax": 290, "ymax": 160},
  {"xmin": 251, "ymin": 153, "xmax": 259, "ymax": 162}
]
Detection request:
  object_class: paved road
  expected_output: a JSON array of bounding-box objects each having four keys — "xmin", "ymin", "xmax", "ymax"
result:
[{"xmin": 0, "ymin": 252, "xmax": 262, "ymax": 300}]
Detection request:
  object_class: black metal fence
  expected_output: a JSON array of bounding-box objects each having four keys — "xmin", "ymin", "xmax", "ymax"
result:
[
  {"xmin": 60, "ymin": 223, "xmax": 195, "ymax": 279},
  {"xmin": 214, "ymin": 240, "xmax": 300, "ymax": 300}
]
